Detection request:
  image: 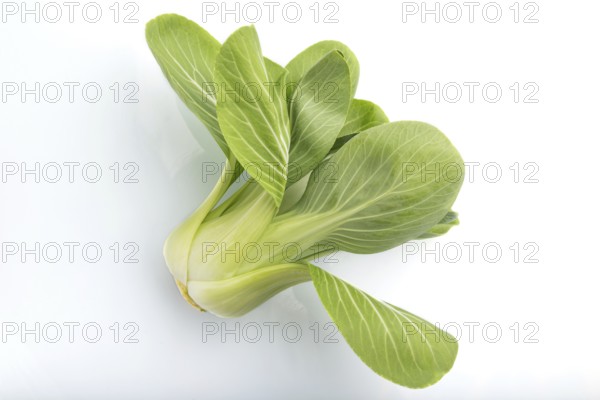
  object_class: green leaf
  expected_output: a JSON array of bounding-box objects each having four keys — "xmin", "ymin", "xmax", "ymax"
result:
[
  {"xmin": 418, "ymin": 211, "xmax": 460, "ymax": 239},
  {"xmin": 286, "ymin": 40, "xmax": 360, "ymax": 98},
  {"xmin": 214, "ymin": 26, "xmax": 290, "ymax": 205},
  {"xmin": 308, "ymin": 264, "xmax": 458, "ymax": 388},
  {"xmin": 145, "ymin": 14, "xmax": 228, "ymax": 155},
  {"xmin": 339, "ymin": 99, "xmax": 389, "ymax": 137},
  {"xmin": 264, "ymin": 57, "xmax": 286, "ymax": 82},
  {"xmin": 286, "ymin": 121, "xmax": 464, "ymax": 256},
  {"xmin": 288, "ymin": 51, "xmax": 352, "ymax": 183},
  {"xmin": 330, "ymin": 99, "xmax": 389, "ymax": 153}
]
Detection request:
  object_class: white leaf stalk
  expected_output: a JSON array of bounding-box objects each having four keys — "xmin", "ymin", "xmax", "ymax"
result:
[{"xmin": 164, "ymin": 159, "xmax": 313, "ymax": 317}]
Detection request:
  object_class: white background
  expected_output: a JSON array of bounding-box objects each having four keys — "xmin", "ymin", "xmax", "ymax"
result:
[{"xmin": 1, "ymin": 0, "xmax": 599, "ymax": 398}]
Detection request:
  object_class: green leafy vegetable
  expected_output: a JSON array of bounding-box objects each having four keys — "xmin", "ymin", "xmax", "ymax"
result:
[{"xmin": 147, "ymin": 14, "xmax": 465, "ymax": 389}]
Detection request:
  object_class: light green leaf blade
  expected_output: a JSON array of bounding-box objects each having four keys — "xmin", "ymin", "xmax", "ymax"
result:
[
  {"xmin": 145, "ymin": 14, "xmax": 228, "ymax": 155},
  {"xmin": 330, "ymin": 99, "xmax": 389, "ymax": 153},
  {"xmin": 286, "ymin": 40, "xmax": 360, "ymax": 98},
  {"xmin": 215, "ymin": 26, "xmax": 290, "ymax": 205},
  {"xmin": 418, "ymin": 211, "xmax": 459, "ymax": 239},
  {"xmin": 308, "ymin": 264, "xmax": 458, "ymax": 388},
  {"xmin": 339, "ymin": 99, "xmax": 389, "ymax": 137},
  {"xmin": 295, "ymin": 121, "xmax": 464, "ymax": 255},
  {"xmin": 288, "ymin": 51, "xmax": 352, "ymax": 183},
  {"xmin": 264, "ymin": 57, "xmax": 286, "ymax": 82}
]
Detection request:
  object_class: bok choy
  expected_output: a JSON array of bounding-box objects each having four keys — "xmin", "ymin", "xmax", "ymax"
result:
[{"xmin": 146, "ymin": 14, "xmax": 464, "ymax": 389}]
